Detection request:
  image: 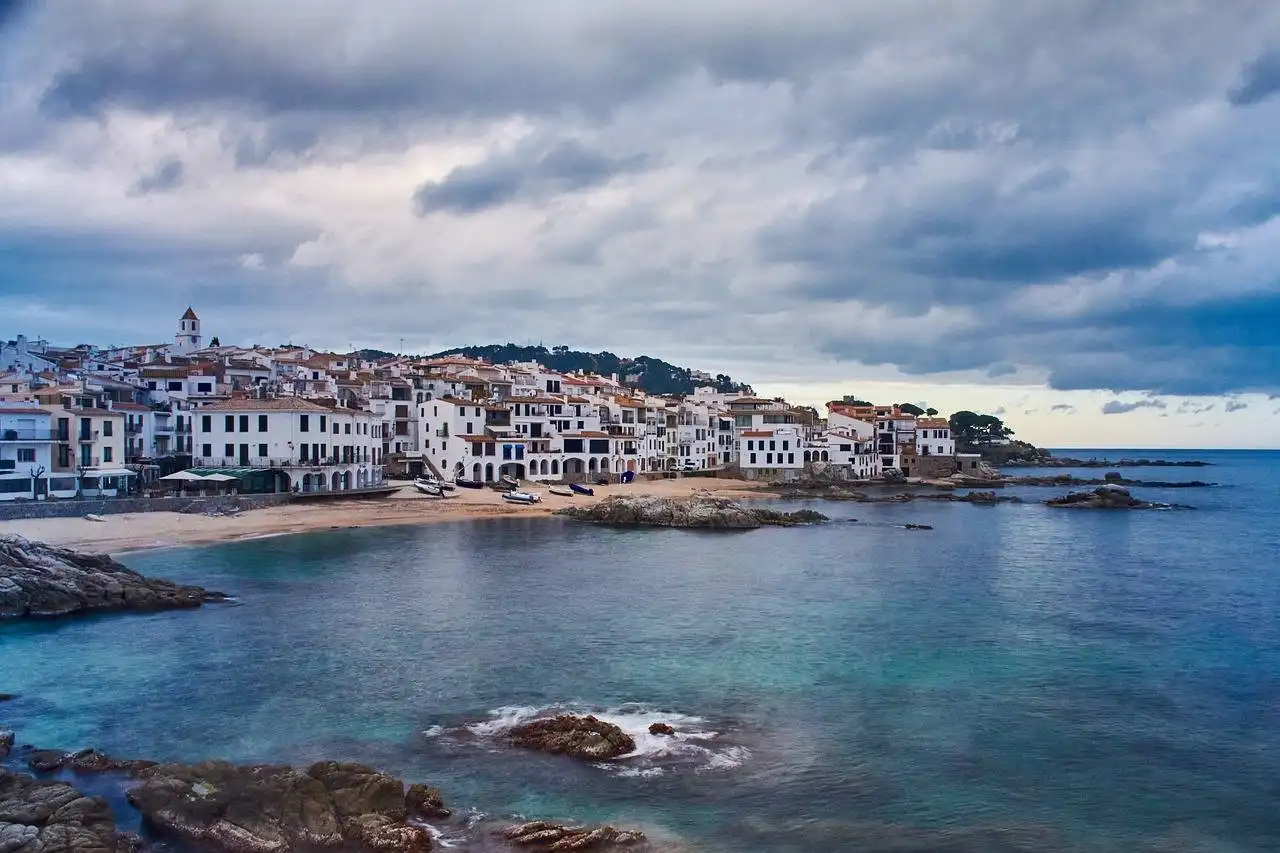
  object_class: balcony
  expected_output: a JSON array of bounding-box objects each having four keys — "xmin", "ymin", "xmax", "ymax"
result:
[
  {"xmin": 78, "ymin": 431, "xmax": 100, "ymax": 443},
  {"xmin": 125, "ymin": 423, "xmax": 143, "ymax": 435},
  {"xmin": 0, "ymin": 429, "xmax": 57, "ymax": 442},
  {"xmin": 154, "ymin": 422, "xmax": 175, "ymax": 433}
]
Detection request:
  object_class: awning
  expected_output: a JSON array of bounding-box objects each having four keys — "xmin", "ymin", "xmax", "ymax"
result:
[
  {"xmin": 160, "ymin": 470, "xmax": 206, "ymax": 481},
  {"xmin": 86, "ymin": 468, "xmax": 137, "ymax": 477},
  {"xmin": 186, "ymin": 467, "xmax": 262, "ymax": 479},
  {"xmin": 202, "ymin": 473, "xmax": 239, "ymax": 482}
]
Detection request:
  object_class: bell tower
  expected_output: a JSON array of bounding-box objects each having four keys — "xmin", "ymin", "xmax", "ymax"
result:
[{"xmin": 175, "ymin": 306, "xmax": 202, "ymax": 354}]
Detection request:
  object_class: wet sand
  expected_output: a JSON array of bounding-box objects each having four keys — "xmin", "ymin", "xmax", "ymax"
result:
[{"xmin": 0, "ymin": 477, "xmax": 765, "ymax": 554}]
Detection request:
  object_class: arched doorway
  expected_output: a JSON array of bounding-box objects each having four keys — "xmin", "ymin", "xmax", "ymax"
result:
[
  {"xmin": 588, "ymin": 458, "xmax": 597, "ymax": 473},
  {"xmin": 540, "ymin": 460, "xmax": 549, "ymax": 475},
  {"xmin": 484, "ymin": 463, "xmax": 494, "ymax": 482},
  {"xmin": 551, "ymin": 459, "xmax": 560, "ymax": 476},
  {"xmin": 472, "ymin": 463, "xmax": 482, "ymax": 481},
  {"xmin": 454, "ymin": 462, "xmax": 465, "ymax": 479},
  {"xmin": 342, "ymin": 471, "xmax": 352, "ymax": 490},
  {"xmin": 331, "ymin": 472, "xmax": 341, "ymax": 491},
  {"xmin": 627, "ymin": 459, "xmax": 636, "ymax": 472},
  {"xmin": 821, "ymin": 451, "xmax": 829, "ymax": 462},
  {"xmin": 803, "ymin": 450, "xmax": 811, "ymax": 463},
  {"xmin": 598, "ymin": 457, "xmax": 609, "ymax": 474},
  {"xmin": 564, "ymin": 458, "xmax": 581, "ymax": 476}
]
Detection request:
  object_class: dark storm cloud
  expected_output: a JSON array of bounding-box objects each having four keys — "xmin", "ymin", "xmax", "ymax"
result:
[
  {"xmin": 1229, "ymin": 47, "xmax": 1280, "ymax": 106},
  {"xmin": 127, "ymin": 159, "xmax": 184, "ymax": 196},
  {"xmin": 414, "ymin": 139, "xmax": 647, "ymax": 215}
]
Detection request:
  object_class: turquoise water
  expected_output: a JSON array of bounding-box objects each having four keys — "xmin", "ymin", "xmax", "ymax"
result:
[{"xmin": 4, "ymin": 449, "xmax": 1280, "ymax": 851}]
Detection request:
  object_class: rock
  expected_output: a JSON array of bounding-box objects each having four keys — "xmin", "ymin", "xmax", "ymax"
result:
[
  {"xmin": 647, "ymin": 723, "xmax": 675, "ymax": 737},
  {"xmin": 0, "ymin": 693, "xmax": 15, "ymax": 702},
  {"xmin": 0, "ymin": 768, "xmax": 135, "ymax": 852},
  {"xmin": 0, "ymin": 536, "xmax": 227, "ymax": 619},
  {"xmin": 22, "ymin": 748, "xmax": 156, "ymax": 776},
  {"xmin": 1103, "ymin": 471, "xmax": 1123, "ymax": 481},
  {"xmin": 509, "ymin": 715, "xmax": 636, "ymax": 760},
  {"xmin": 555, "ymin": 496, "xmax": 827, "ymax": 529},
  {"xmin": 127, "ymin": 759, "xmax": 430, "ymax": 852},
  {"xmin": 405, "ymin": 783, "xmax": 450, "ymax": 819},
  {"xmin": 1044, "ymin": 486, "xmax": 1184, "ymax": 510},
  {"xmin": 500, "ymin": 820, "xmax": 645, "ymax": 850},
  {"xmin": 0, "ymin": 730, "xmax": 13, "ymax": 760}
]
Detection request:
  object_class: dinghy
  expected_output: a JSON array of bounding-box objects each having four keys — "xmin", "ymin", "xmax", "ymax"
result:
[
  {"xmin": 500, "ymin": 475, "xmax": 520, "ymax": 488},
  {"xmin": 454, "ymin": 478, "xmax": 484, "ymax": 489},
  {"xmin": 414, "ymin": 481, "xmax": 442, "ymax": 497},
  {"xmin": 502, "ymin": 491, "xmax": 541, "ymax": 504},
  {"xmin": 548, "ymin": 485, "xmax": 574, "ymax": 497}
]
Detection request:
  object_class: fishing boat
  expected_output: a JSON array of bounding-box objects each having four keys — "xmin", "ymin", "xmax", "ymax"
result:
[
  {"xmin": 502, "ymin": 491, "xmax": 541, "ymax": 504},
  {"xmin": 414, "ymin": 481, "xmax": 442, "ymax": 497},
  {"xmin": 548, "ymin": 485, "xmax": 574, "ymax": 497},
  {"xmin": 454, "ymin": 478, "xmax": 484, "ymax": 489},
  {"xmin": 569, "ymin": 483, "xmax": 594, "ymax": 496},
  {"xmin": 417, "ymin": 475, "xmax": 456, "ymax": 492}
]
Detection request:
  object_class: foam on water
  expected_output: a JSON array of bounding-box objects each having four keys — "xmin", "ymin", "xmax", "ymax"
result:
[{"xmin": 455, "ymin": 702, "xmax": 750, "ymax": 775}]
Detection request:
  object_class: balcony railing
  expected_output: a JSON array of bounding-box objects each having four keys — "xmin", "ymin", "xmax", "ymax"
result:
[
  {"xmin": 0, "ymin": 429, "xmax": 58, "ymax": 442},
  {"xmin": 192, "ymin": 456, "xmax": 374, "ymax": 469}
]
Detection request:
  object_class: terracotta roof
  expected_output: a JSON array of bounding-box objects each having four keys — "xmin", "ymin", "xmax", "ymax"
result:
[
  {"xmin": 741, "ymin": 430, "xmax": 773, "ymax": 437},
  {"xmin": 201, "ymin": 398, "xmax": 332, "ymax": 412},
  {"xmin": 563, "ymin": 431, "xmax": 610, "ymax": 438},
  {"xmin": 181, "ymin": 307, "xmax": 199, "ymax": 320},
  {"xmin": 917, "ymin": 418, "xmax": 950, "ymax": 428},
  {"xmin": 0, "ymin": 407, "xmax": 50, "ymax": 415},
  {"xmin": 110, "ymin": 402, "xmax": 152, "ymax": 412}
]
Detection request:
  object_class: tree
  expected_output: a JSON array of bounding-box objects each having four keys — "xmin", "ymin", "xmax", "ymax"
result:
[
  {"xmin": 210, "ymin": 336, "xmax": 221, "ymax": 347},
  {"xmin": 840, "ymin": 395, "xmax": 874, "ymax": 406},
  {"xmin": 28, "ymin": 465, "xmax": 46, "ymax": 501},
  {"xmin": 896, "ymin": 402, "xmax": 926, "ymax": 416},
  {"xmin": 925, "ymin": 408, "xmax": 939, "ymax": 417},
  {"xmin": 949, "ymin": 410, "xmax": 1015, "ymax": 449}
]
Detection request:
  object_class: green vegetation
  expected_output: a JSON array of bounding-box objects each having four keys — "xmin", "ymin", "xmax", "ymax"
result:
[
  {"xmin": 426, "ymin": 343, "xmax": 751, "ymax": 396},
  {"xmin": 948, "ymin": 410, "xmax": 1015, "ymax": 449}
]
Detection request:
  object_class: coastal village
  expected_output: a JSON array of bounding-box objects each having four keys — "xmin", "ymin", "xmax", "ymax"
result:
[{"xmin": 0, "ymin": 307, "xmax": 987, "ymax": 503}]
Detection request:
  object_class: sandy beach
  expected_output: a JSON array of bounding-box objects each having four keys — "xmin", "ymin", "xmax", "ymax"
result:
[{"xmin": 0, "ymin": 477, "xmax": 765, "ymax": 554}]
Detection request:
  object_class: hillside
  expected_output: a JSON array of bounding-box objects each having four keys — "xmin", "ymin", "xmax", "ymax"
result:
[{"xmin": 425, "ymin": 344, "xmax": 751, "ymax": 396}]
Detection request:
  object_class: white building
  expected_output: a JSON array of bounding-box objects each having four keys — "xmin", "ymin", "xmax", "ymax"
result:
[
  {"xmin": 193, "ymin": 398, "xmax": 384, "ymax": 493},
  {"xmin": 0, "ymin": 406, "xmax": 62, "ymax": 500},
  {"xmin": 173, "ymin": 307, "xmax": 203, "ymax": 355},
  {"xmin": 736, "ymin": 425, "xmax": 805, "ymax": 480},
  {"xmin": 0, "ymin": 336, "xmax": 58, "ymax": 377},
  {"xmin": 914, "ymin": 417, "xmax": 955, "ymax": 458}
]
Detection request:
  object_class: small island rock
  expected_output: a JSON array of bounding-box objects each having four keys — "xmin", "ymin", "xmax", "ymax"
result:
[
  {"xmin": 1045, "ymin": 485, "xmax": 1181, "ymax": 510},
  {"xmin": 647, "ymin": 723, "xmax": 675, "ymax": 736},
  {"xmin": 509, "ymin": 715, "xmax": 636, "ymax": 760},
  {"xmin": 0, "ymin": 536, "xmax": 226, "ymax": 619},
  {"xmin": 501, "ymin": 820, "xmax": 646, "ymax": 850},
  {"xmin": 555, "ymin": 495, "xmax": 826, "ymax": 529}
]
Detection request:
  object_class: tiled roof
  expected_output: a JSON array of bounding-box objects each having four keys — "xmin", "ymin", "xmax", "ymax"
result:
[
  {"xmin": 201, "ymin": 398, "xmax": 332, "ymax": 412},
  {"xmin": 0, "ymin": 407, "xmax": 50, "ymax": 415}
]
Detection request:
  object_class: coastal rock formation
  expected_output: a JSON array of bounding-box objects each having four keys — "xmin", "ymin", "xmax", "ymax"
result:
[
  {"xmin": 1045, "ymin": 485, "xmax": 1182, "ymax": 510},
  {"xmin": 126, "ymin": 759, "xmax": 435, "ymax": 852},
  {"xmin": 555, "ymin": 495, "xmax": 826, "ymax": 529},
  {"xmin": 509, "ymin": 715, "xmax": 636, "ymax": 760},
  {"xmin": 24, "ymin": 748, "xmax": 157, "ymax": 776},
  {"xmin": 0, "ymin": 730, "xmax": 13, "ymax": 760},
  {"xmin": 500, "ymin": 820, "xmax": 646, "ymax": 850},
  {"xmin": 405, "ymin": 783, "xmax": 451, "ymax": 819},
  {"xmin": 1003, "ymin": 456, "xmax": 1210, "ymax": 468},
  {"xmin": 0, "ymin": 536, "xmax": 226, "ymax": 619},
  {"xmin": 647, "ymin": 723, "xmax": 675, "ymax": 736},
  {"xmin": 1003, "ymin": 474, "xmax": 1215, "ymax": 488},
  {"xmin": 0, "ymin": 768, "xmax": 138, "ymax": 853}
]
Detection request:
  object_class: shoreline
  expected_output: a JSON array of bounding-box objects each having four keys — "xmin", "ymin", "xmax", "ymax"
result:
[{"xmin": 0, "ymin": 478, "xmax": 767, "ymax": 554}]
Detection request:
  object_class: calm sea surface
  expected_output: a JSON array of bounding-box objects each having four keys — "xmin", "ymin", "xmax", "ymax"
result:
[{"xmin": 4, "ymin": 449, "xmax": 1280, "ymax": 851}]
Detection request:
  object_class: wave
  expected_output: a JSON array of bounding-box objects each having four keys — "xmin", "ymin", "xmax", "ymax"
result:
[{"xmin": 449, "ymin": 701, "xmax": 750, "ymax": 775}]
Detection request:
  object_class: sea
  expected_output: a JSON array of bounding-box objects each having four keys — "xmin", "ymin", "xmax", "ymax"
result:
[{"xmin": 3, "ymin": 449, "xmax": 1279, "ymax": 852}]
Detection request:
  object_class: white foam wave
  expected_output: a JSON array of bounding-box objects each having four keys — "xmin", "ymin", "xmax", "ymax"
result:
[
  {"xmin": 463, "ymin": 702, "xmax": 748, "ymax": 775},
  {"xmin": 409, "ymin": 820, "xmax": 458, "ymax": 848},
  {"xmin": 422, "ymin": 725, "xmax": 445, "ymax": 738}
]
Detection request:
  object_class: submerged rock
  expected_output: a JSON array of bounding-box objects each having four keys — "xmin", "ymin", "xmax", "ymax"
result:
[
  {"xmin": 1044, "ymin": 485, "xmax": 1186, "ymax": 510},
  {"xmin": 555, "ymin": 495, "xmax": 827, "ymax": 529},
  {"xmin": 500, "ymin": 820, "xmax": 646, "ymax": 850},
  {"xmin": 647, "ymin": 723, "xmax": 675, "ymax": 736},
  {"xmin": 0, "ymin": 768, "xmax": 136, "ymax": 853},
  {"xmin": 0, "ymin": 535, "xmax": 227, "ymax": 619},
  {"xmin": 127, "ymin": 759, "xmax": 434, "ymax": 852},
  {"xmin": 509, "ymin": 715, "xmax": 636, "ymax": 760}
]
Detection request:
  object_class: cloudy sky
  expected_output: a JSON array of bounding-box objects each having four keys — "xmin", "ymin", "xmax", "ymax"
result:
[{"xmin": 2, "ymin": 1, "xmax": 1279, "ymax": 448}]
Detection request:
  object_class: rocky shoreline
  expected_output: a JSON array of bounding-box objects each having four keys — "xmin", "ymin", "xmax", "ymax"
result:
[
  {"xmin": 556, "ymin": 494, "xmax": 827, "ymax": 529},
  {"xmin": 1000, "ymin": 456, "xmax": 1210, "ymax": 468},
  {"xmin": 0, "ymin": 734, "xmax": 651, "ymax": 853},
  {"xmin": 1045, "ymin": 485, "xmax": 1191, "ymax": 510},
  {"xmin": 0, "ymin": 536, "xmax": 226, "ymax": 619}
]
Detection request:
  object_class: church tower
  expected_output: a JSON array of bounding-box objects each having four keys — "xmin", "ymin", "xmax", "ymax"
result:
[{"xmin": 174, "ymin": 306, "xmax": 202, "ymax": 354}]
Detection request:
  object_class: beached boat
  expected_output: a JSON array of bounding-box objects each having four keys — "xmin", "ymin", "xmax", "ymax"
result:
[
  {"xmin": 548, "ymin": 485, "xmax": 574, "ymax": 497},
  {"xmin": 569, "ymin": 483, "xmax": 594, "ymax": 496},
  {"xmin": 414, "ymin": 481, "xmax": 442, "ymax": 497},
  {"xmin": 416, "ymin": 476, "xmax": 456, "ymax": 492},
  {"xmin": 489, "ymin": 481, "xmax": 516, "ymax": 492},
  {"xmin": 454, "ymin": 478, "xmax": 484, "ymax": 489},
  {"xmin": 500, "ymin": 475, "xmax": 520, "ymax": 488},
  {"xmin": 502, "ymin": 491, "xmax": 541, "ymax": 504}
]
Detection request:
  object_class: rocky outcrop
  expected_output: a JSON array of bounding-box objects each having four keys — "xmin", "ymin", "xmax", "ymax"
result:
[
  {"xmin": 0, "ymin": 731, "xmax": 13, "ymax": 760},
  {"xmin": 126, "ymin": 759, "xmax": 434, "ymax": 852},
  {"xmin": 509, "ymin": 715, "xmax": 636, "ymax": 760},
  {"xmin": 0, "ymin": 536, "xmax": 227, "ymax": 619},
  {"xmin": 1003, "ymin": 456, "xmax": 1210, "ymax": 468},
  {"xmin": 500, "ymin": 820, "xmax": 646, "ymax": 851},
  {"xmin": 647, "ymin": 723, "xmax": 675, "ymax": 736},
  {"xmin": 1045, "ymin": 485, "xmax": 1185, "ymax": 510},
  {"xmin": 1003, "ymin": 474, "xmax": 1215, "ymax": 488},
  {"xmin": 24, "ymin": 748, "xmax": 157, "ymax": 776},
  {"xmin": 405, "ymin": 784, "xmax": 450, "ymax": 819},
  {"xmin": 0, "ymin": 768, "xmax": 138, "ymax": 853},
  {"xmin": 555, "ymin": 496, "xmax": 826, "ymax": 529}
]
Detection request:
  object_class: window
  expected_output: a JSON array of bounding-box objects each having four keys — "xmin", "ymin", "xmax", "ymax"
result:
[
  {"xmin": 466, "ymin": 422, "xmax": 474, "ymax": 434},
  {"xmin": 577, "ymin": 421, "xmax": 585, "ymax": 429},
  {"xmin": 321, "ymin": 444, "xmax": 327, "ymax": 460},
  {"xmin": 254, "ymin": 414, "xmax": 267, "ymax": 432},
  {"xmin": 197, "ymin": 382, "xmax": 212, "ymax": 393},
  {"xmin": 225, "ymin": 415, "xmax": 235, "ymax": 432},
  {"xmin": 747, "ymin": 440, "xmax": 754, "ymax": 451},
  {"xmin": 103, "ymin": 447, "xmax": 113, "ymax": 463},
  {"xmin": 300, "ymin": 445, "xmax": 309, "ymax": 462},
  {"xmin": 102, "ymin": 421, "xmax": 113, "ymax": 437},
  {"xmin": 202, "ymin": 444, "xmax": 212, "ymax": 457},
  {"xmin": 167, "ymin": 381, "xmax": 183, "ymax": 391},
  {"xmin": 17, "ymin": 448, "xmax": 35, "ymax": 462},
  {"xmin": 345, "ymin": 423, "xmax": 351, "ymax": 434},
  {"xmin": 147, "ymin": 381, "xmax": 157, "ymax": 390},
  {"xmin": 788, "ymin": 453, "xmax": 794, "ymax": 464},
  {"xmin": 202, "ymin": 415, "xmax": 211, "ymax": 432},
  {"xmin": 224, "ymin": 443, "xmax": 234, "ymax": 457},
  {"xmin": 782, "ymin": 440, "xmax": 789, "ymax": 451},
  {"xmin": 766, "ymin": 453, "xmax": 773, "ymax": 464},
  {"xmin": 300, "ymin": 415, "xmax": 310, "ymax": 432},
  {"xmin": 258, "ymin": 443, "xmax": 268, "ymax": 457},
  {"xmin": 239, "ymin": 415, "xmax": 249, "ymax": 432},
  {"xmin": 749, "ymin": 453, "xmax": 757, "ymax": 464},
  {"xmin": 320, "ymin": 415, "xmax": 327, "ymax": 432}
]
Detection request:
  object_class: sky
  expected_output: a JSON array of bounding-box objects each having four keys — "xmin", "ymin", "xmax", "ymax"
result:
[{"xmin": 1, "ymin": 1, "xmax": 1279, "ymax": 449}]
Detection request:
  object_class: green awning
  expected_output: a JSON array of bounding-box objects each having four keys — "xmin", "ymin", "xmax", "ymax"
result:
[{"xmin": 185, "ymin": 467, "xmax": 265, "ymax": 479}]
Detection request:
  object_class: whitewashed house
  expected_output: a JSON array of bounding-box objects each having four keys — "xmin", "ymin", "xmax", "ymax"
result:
[{"xmin": 736, "ymin": 425, "xmax": 805, "ymax": 480}]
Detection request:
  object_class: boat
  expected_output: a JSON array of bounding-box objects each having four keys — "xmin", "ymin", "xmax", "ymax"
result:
[
  {"xmin": 548, "ymin": 485, "xmax": 574, "ymax": 497},
  {"xmin": 414, "ymin": 481, "xmax": 442, "ymax": 497},
  {"xmin": 500, "ymin": 475, "xmax": 520, "ymax": 488},
  {"xmin": 454, "ymin": 478, "xmax": 484, "ymax": 489},
  {"xmin": 502, "ymin": 491, "xmax": 541, "ymax": 504},
  {"xmin": 438, "ymin": 488, "xmax": 461, "ymax": 499},
  {"xmin": 489, "ymin": 481, "xmax": 515, "ymax": 492},
  {"xmin": 416, "ymin": 476, "xmax": 456, "ymax": 492},
  {"xmin": 569, "ymin": 483, "xmax": 594, "ymax": 496}
]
